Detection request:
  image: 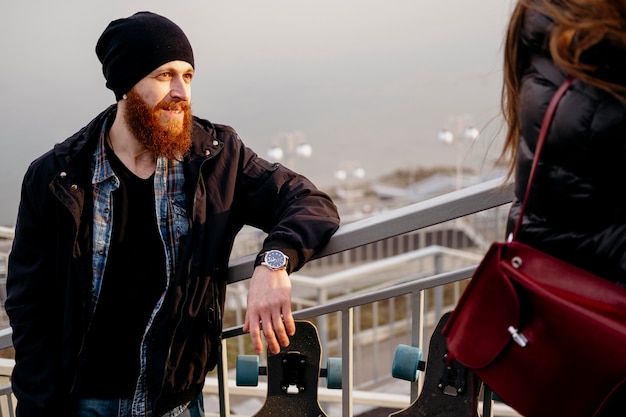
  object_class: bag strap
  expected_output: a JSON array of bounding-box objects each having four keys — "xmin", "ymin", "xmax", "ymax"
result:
[{"xmin": 511, "ymin": 76, "xmax": 575, "ymax": 239}]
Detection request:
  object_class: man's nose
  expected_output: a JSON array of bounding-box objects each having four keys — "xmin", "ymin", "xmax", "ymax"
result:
[{"xmin": 170, "ymin": 76, "xmax": 190, "ymax": 101}]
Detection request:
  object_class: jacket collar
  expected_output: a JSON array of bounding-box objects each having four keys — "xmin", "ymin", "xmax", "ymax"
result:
[
  {"xmin": 187, "ymin": 117, "xmax": 223, "ymax": 162},
  {"xmin": 54, "ymin": 105, "xmax": 116, "ymax": 165}
]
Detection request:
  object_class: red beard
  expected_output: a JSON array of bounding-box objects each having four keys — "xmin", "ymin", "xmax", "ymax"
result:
[{"xmin": 124, "ymin": 90, "xmax": 193, "ymax": 160}]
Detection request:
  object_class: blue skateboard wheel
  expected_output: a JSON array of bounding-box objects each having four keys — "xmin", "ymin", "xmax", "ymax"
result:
[
  {"xmin": 391, "ymin": 344, "xmax": 423, "ymax": 382},
  {"xmin": 326, "ymin": 357, "xmax": 342, "ymax": 389},
  {"xmin": 236, "ymin": 355, "xmax": 259, "ymax": 386}
]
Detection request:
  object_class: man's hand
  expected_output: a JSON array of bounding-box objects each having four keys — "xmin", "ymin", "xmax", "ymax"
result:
[{"xmin": 243, "ymin": 266, "xmax": 296, "ymax": 354}]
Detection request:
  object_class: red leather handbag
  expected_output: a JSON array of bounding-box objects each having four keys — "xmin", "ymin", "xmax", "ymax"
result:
[{"xmin": 442, "ymin": 77, "xmax": 626, "ymax": 417}]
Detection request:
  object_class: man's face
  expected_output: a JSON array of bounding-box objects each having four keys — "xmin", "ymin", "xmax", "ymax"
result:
[{"xmin": 124, "ymin": 60, "xmax": 194, "ymax": 160}]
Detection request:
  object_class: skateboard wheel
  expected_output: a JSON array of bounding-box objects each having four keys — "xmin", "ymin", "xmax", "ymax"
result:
[
  {"xmin": 391, "ymin": 344, "xmax": 423, "ymax": 382},
  {"xmin": 326, "ymin": 357, "xmax": 342, "ymax": 389},
  {"xmin": 236, "ymin": 355, "xmax": 259, "ymax": 386}
]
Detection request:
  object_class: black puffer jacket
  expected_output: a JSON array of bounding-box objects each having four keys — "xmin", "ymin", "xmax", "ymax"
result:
[
  {"xmin": 508, "ymin": 9, "xmax": 626, "ymax": 286},
  {"xmin": 6, "ymin": 105, "xmax": 340, "ymax": 416}
]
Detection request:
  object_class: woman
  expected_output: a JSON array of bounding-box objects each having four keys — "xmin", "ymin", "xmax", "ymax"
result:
[{"xmin": 500, "ymin": 0, "xmax": 626, "ymax": 286}]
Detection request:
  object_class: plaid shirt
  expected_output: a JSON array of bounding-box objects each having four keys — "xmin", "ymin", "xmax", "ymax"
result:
[{"xmin": 91, "ymin": 121, "xmax": 189, "ymax": 417}]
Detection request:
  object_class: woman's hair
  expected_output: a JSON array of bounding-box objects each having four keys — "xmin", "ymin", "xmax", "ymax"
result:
[{"xmin": 499, "ymin": 0, "xmax": 626, "ymax": 178}]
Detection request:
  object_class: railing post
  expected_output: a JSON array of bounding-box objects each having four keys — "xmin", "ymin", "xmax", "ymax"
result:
[
  {"xmin": 217, "ymin": 339, "xmax": 230, "ymax": 417},
  {"xmin": 341, "ymin": 307, "xmax": 354, "ymax": 417},
  {"xmin": 434, "ymin": 253, "xmax": 444, "ymax": 320},
  {"xmin": 317, "ymin": 287, "xmax": 329, "ymax": 363},
  {"xmin": 410, "ymin": 290, "xmax": 425, "ymax": 400}
]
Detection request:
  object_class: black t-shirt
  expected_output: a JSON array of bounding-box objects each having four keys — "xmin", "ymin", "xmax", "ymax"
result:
[{"xmin": 79, "ymin": 143, "xmax": 166, "ymax": 398}]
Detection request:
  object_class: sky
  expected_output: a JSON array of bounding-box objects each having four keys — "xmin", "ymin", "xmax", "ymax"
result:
[{"xmin": 0, "ymin": 0, "xmax": 516, "ymax": 226}]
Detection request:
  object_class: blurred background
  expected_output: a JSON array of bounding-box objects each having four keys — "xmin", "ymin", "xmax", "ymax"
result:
[{"xmin": 0, "ymin": 0, "xmax": 515, "ymax": 226}]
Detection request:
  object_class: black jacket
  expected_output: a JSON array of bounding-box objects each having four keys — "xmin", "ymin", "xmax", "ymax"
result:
[
  {"xmin": 5, "ymin": 106, "xmax": 340, "ymax": 416},
  {"xmin": 509, "ymin": 9, "xmax": 626, "ymax": 286}
]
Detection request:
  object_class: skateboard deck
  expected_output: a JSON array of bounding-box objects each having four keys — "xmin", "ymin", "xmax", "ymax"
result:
[
  {"xmin": 389, "ymin": 312, "xmax": 482, "ymax": 417},
  {"xmin": 237, "ymin": 320, "xmax": 337, "ymax": 417}
]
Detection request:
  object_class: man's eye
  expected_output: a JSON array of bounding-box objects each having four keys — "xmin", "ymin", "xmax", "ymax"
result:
[{"xmin": 158, "ymin": 72, "xmax": 172, "ymax": 80}]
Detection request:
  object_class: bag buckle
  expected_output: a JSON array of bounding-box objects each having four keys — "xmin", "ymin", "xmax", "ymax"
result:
[{"xmin": 508, "ymin": 326, "xmax": 528, "ymax": 347}]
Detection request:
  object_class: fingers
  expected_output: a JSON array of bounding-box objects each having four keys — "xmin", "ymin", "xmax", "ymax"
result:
[
  {"xmin": 262, "ymin": 317, "xmax": 282, "ymax": 355},
  {"xmin": 244, "ymin": 310, "xmax": 295, "ymax": 355},
  {"xmin": 244, "ymin": 266, "xmax": 295, "ymax": 355},
  {"xmin": 269, "ymin": 310, "xmax": 295, "ymax": 353},
  {"xmin": 243, "ymin": 313, "xmax": 295, "ymax": 354},
  {"xmin": 243, "ymin": 311, "xmax": 264, "ymax": 355},
  {"xmin": 282, "ymin": 310, "xmax": 296, "ymax": 337}
]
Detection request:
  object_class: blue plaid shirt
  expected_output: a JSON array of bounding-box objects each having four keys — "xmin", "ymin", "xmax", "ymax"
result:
[{"xmin": 91, "ymin": 121, "xmax": 189, "ymax": 416}]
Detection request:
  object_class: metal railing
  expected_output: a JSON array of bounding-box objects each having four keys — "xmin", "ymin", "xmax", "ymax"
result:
[
  {"xmin": 212, "ymin": 177, "xmax": 515, "ymax": 416},
  {"xmin": 226, "ymin": 177, "xmax": 513, "ymax": 283},
  {"xmin": 0, "ymin": 176, "xmax": 517, "ymax": 416}
]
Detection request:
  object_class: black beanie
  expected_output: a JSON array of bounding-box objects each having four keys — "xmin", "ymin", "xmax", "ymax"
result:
[{"xmin": 96, "ymin": 12, "xmax": 195, "ymax": 101}]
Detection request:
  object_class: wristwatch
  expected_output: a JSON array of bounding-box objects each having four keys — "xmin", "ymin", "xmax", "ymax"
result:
[{"xmin": 257, "ymin": 250, "xmax": 289, "ymax": 271}]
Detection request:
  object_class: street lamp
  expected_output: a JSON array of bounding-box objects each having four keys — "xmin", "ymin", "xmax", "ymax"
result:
[
  {"xmin": 334, "ymin": 167, "xmax": 365, "ymax": 182},
  {"xmin": 437, "ymin": 116, "xmax": 479, "ymax": 189},
  {"xmin": 266, "ymin": 130, "xmax": 312, "ymax": 169},
  {"xmin": 334, "ymin": 164, "xmax": 366, "ymax": 207}
]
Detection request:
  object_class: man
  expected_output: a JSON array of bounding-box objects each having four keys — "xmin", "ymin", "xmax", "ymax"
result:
[{"xmin": 5, "ymin": 11, "xmax": 340, "ymax": 417}]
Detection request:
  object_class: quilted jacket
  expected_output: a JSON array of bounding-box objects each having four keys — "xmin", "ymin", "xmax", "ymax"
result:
[{"xmin": 508, "ymin": 8, "xmax": 626, "ymax": 286}]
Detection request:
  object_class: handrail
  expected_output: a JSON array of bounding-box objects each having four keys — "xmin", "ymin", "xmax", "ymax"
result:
[
  {"xmin": 0, "ymin": 227, "xmax": 14, "ymax": 240},
  {"xmin": 223, "ymin": 266, "xmax": 477, "ymax": 340},
  {"xmin": 227, "ymin": 176, "xmax": 513, "ymax": 284},
  {"xmin": 289, "ymin": 245, "xmax": 484, "ymax": 289}
]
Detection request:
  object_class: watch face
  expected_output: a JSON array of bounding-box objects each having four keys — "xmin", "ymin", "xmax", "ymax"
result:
[{"xmin": 265, "ymin": 250, "xmax": 287, "ymax": 269}]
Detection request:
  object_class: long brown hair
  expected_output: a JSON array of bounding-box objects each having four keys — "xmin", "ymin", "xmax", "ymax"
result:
[{"xmin": 499, "ymin": 0, "xmax": 626, "ymax": 179}]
